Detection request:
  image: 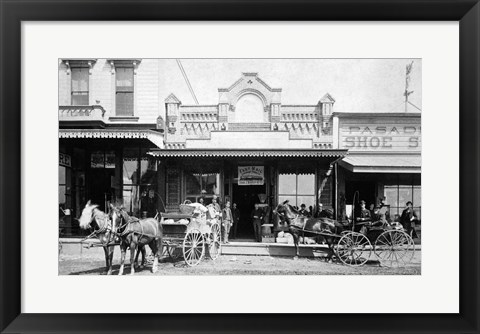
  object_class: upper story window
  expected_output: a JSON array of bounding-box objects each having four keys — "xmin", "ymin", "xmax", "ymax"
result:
[
  {"xmin": 71, "ymin": 67, "xmax": 89, "ymax": 105},
  {"xmin": 108, "ymin": 59, "xmax": 141, "ymax": 117},
  {"xmin": 116, "ymin": 67, "xmax": 134, "ymax": 116},
  {"xmin": 62, "ymin": 59, "xmax": 96, "ymax": 106}
]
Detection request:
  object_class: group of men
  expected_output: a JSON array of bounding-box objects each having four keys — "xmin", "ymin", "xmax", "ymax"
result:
[
  {"xmin": 357, "ymin": 198, "xmax": 419, "ymax": 238},
  {"xmin": 195, "ymin": 196, "xmax": 240, "ymax": 244}
]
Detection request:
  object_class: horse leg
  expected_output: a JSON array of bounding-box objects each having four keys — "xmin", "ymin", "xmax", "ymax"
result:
[
  {"xmin": 137, "ymin": 246, "xmax": 146, "ymax": 269},
  {"xmin": 103, "ymin": 246, "xmax": 111, "ymax": 275},
  {"xmin": 118, "ymin": 240, "xmax": 127, "ymax": 275},
  {"xmin": 129, "ymin": 238, "xmax": 137, "ymax": 275},
  {"xmin": 326, "ymin": 237, "xmax": 334, "ymax": 263},
  {"xmin": 290, "ymin": 230, "xmax": 300, "ymax": 259},
  {"xmin": 134, "ymin": 246, "xmax": 145, "ymax": 269},
  {"xmin": 150, "ymin": 240, "xmax": 160, "ymax": 273},
  {"xmin": 107, "ymin": 245, "xmax": 114, "ymax": 274}
]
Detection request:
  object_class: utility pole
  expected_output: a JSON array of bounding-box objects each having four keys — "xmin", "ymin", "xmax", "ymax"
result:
[
  {"xmin": 176, "ymin": 59, "xmax": 199, "ymax": 105},
  {"xmin": 404, "ymin": 61, "xmax": 414, "ymax": 112}
]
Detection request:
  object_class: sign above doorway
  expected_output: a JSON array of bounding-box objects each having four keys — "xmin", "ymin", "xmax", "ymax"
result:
[{"xmin": 238, "ymin": 166, "xmax": 264, "ymax": 186}]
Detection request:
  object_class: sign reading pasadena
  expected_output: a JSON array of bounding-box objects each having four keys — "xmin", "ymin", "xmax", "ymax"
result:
[
  {"xmin": 340, "ymin": 124, "xmax": 421, "ymax": 151},
  {"xmin": 238, "ymin": 166, "xmax": 264, "ymax": 185}
]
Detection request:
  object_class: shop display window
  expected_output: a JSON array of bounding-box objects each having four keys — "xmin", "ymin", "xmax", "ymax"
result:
[
  {"xmin": 278, "ymin": 173, "xmax": 315, "ymax": 208},
  {"xmin": 384, "ymin": 183, "xmax": 421, "ymax": 220}
]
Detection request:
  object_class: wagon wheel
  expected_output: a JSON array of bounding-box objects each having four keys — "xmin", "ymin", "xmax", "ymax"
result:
[
  {"xmin": 183, "ymin": 229, "xmax": 205, "ymax": 266},
  {"xmin": 335, "ymin": 232, "xmax": 372, "ymax": 266},
  {"xmin": 374, "ymin": 230, "xmax": 415, "ymax": 267},
  {"xmin": 208, "ymin": 223, "xmax": 221, "ymax": 260}
]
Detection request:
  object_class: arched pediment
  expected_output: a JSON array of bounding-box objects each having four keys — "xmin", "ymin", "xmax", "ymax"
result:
[{"xmin": 218, "ymin": 72, "xmax": 282, "ymax": 107}]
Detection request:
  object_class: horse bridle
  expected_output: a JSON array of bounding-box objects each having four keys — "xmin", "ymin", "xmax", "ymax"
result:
[
  {"xmin": 113, "ymin": 208, "xmax": 145, "ymax": 240},
  {"xmin": 80, "ymin": 208, "xmax": 112, "ymax": 243}
]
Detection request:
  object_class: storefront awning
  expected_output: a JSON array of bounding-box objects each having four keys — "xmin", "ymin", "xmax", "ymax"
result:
[
  {"xmin": 339, "ymin": 154, "xmax": 421, "ymax": 173},
  {"xmin": 148, "ymin": 149, "xmax": 347, "ymax": 158},
  {"xmin": 59, "ymin": 129, "xmax": 164, "ymax": 149}
]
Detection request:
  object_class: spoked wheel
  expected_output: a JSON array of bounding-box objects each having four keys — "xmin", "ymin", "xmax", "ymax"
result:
[
  {"xmin": 374, "ymin": 230, "xmax": 415, "ymax": 267},
  {"xmin": 208, "ymin": 223, "xmax": 221, "ymax": 260},
  {"xmin": 335, "ymin": 232, "xmax": 372, "ymax": 266},
  {"xmin": 183, "ymin": 229, "xmax": 205, "ymax": 266}
]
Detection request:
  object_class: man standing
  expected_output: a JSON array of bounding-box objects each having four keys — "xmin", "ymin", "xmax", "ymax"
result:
[
  {"xmin": 222, "ymin": 201, "xmax": 233, "ymax": 244},
  {"xmin": 141, "ymin": 189, "xmax": 158, "ymax": 218},
  {"xmin": 211, "ymin": 196, "xmax": 221, "ymax": 213},
  {"xmin": 251, "ymin": 203, "xmax": 264, "ymax": 242},
  {"xmin": 231, "ymin": 203, "xmax": 240, "ymax": 240},
  {"xmin": 400, "ymin": 201, "xmax": 419, "ymax": 238}
]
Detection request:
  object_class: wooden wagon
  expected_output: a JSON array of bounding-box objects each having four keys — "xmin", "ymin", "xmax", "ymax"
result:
[{"xmin": 160, "ymin": 205, "xmax": 222, "ymax": 266}]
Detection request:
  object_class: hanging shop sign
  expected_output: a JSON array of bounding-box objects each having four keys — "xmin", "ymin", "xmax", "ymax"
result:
[
  {"xmin": 59, "ymin": 153, "xmax": 71, "ymax": 168},
  {"xmin": 238, "ymin": 166, "xmax": 264, "ymax": 185}
]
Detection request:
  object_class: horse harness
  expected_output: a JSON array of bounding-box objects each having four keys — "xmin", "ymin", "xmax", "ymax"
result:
[
  {"xmin": 81, "ymin": 209, "xmax": 115, "ymax": 247},
  {"xmin": 116, "ymin": 211, "xmax": 160, "ymax": 240}
]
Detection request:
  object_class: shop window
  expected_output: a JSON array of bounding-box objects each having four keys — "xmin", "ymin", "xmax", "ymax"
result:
[
  {"xmin": 384, "ymin": 183, "xmax": 421, "ymax": 221},
  {"xmin": 59, "ymin": 165, "xmax": 66, "ymax": 206},
  {"xmin": 123, "ymin": 148, "xmax": 139, "ymax": 185},
  {"xmin": 71, "ymin": 67, "xmax": 89, "ymax": 105},
  {"xmin": 122, "ymin": 185, "xmax": 138, "ymax": 214},
  {"xmin": 122, "ymin": 147, "xmax": 158, "ymax": 216},
  {"xmin": 116, "ymin": 67, "xmax": 134, "ymax": 116},
  {"xmin": 185, "ymin": 170, "xmax": 220, "ymax": 202},
  {"xmin": 278, "ymin": 173, "xmax": 315, "ymax": 209}
]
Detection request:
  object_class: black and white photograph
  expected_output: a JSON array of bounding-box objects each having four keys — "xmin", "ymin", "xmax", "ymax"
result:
[{"xmin": 58, "ymin": 58, "xmax": 421, "ymax": 276}]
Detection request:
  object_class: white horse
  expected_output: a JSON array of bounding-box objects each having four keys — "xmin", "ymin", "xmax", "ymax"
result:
[{"xmin": 78, "ymin": 200, "xmax": 116, "ymax": 275}]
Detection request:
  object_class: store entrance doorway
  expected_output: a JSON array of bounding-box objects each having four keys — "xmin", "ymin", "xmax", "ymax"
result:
[
  {"xmin": 232, "ymin": 184, "xmax": 266, "ymax": 239},
  {"xmin": 89, "ymin": 168, "xmax": 115, "ymax": 212}
]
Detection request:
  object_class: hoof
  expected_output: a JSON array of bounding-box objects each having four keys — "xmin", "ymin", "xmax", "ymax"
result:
[
  {"xmin": 293, "ymin": 256, "xmax": 299, "ymax": 260},
  {"xmin": 106, "ymin": 270, "xmax": 112, "ymax": 275},
  {"xmin": 152, "ymin": 268, "xmax": 158, "ymax": 274},
  {"xmin": 129, "ymin": 272, "xmax": 135, "ymax": 276},
  {"xmin": 118, "ymin": 271, "xmax": 123, "ymax": 276}
]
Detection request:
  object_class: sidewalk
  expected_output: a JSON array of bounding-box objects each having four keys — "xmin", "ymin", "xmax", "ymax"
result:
[{"xmin": 59, "ymin": 237, "xmax": 421, "ymax": 258}]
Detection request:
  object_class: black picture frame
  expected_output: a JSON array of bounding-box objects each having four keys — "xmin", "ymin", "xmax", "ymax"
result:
[{"xmin": 1, "ymin": 1, "xmax": 478, "ymax": 333}]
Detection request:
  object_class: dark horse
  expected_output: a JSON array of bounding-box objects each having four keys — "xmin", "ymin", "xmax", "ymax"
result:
[
  {"xmin": 78, "ymin": 200, "xmax": 116, "ymax": 275},
  {"xmin": 110, "ymin": 205, "xmax": 163, "ymax": 275},
  {"xmin": 275, "ymin": 200, "xmax": 345, "ymax": 260}
]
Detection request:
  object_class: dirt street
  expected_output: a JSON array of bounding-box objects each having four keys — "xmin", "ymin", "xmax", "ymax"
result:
[{"xmin": 59, "ymin": 250, "xmax": 421, "ymax": 275}]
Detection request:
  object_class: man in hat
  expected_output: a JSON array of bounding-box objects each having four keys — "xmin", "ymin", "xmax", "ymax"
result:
[
  {"xmin": 299, "ymin": 203, "xmax": 310, "ymax": 217},
  {"xmin": 231, "ymin": 203, "xmax": 240, "ymax": 240},
  {"xmin": 222, "ymin": 201, "xmax": 233, "ymax": 244},
  {"xmin": 400, "ymin": 201, "xmax": 419, "ymax": 238},
  {"xmin": 211, "ymin": 196, "xmax": 221, "ymax": 213},
  {"xmin": 251, "ymin": 203, "xmax": 264, "ymax": 242},
  {"xmin": 356, "ymin": 200, "xmax": 372, "ymax": 223}
]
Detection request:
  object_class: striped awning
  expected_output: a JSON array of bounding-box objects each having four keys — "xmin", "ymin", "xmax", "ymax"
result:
[
  {"xmin": 59, "ymin": 129, "xmax": 164, "ymax": 149},
  {"xmin": 148, "ymin": 149, "xmax": 347, "ymax": 158}
]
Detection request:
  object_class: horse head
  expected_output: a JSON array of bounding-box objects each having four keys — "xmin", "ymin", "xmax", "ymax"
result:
[
  {"xmin": 109, "ymin": 204, "xmax": 130, "ymax": 234},
  {"xmin": 78, "ymin": 200, "xmax": 99, "ymax": 230}
]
